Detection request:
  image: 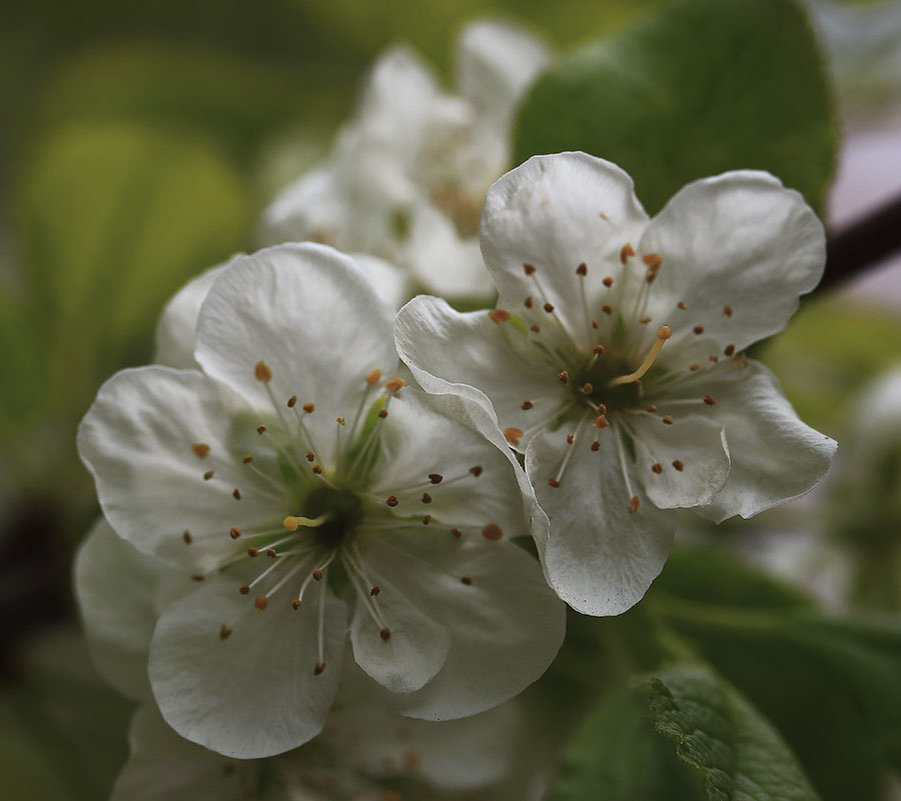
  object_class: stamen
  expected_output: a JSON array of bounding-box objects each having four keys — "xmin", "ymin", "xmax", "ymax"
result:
[
  {"xmin": 693, "ymin": 325, "xmax": 704, "ymax": 335},
  {"xmin": 677, "ymin": 301, "xmax": 687, "ymax": 310},
  {"xmin": 303, "ymin": 402, "xmax": 315, "ymax": 413},
  {"xmin": 629, "ymin": 496, "xmax": 640, "ymax": 513},
  {"xmin": 203, "ymin": 470, "xmax": 214, "ymax": 481},
  {"xmin": 651, "ymin": 463, "xmax": 663, "ymax": 474},
  {"xmin": 723, "ymin": 305, "xmax": 733, "ymax": 317},
  {"xmin": 608, "ymin": 326, "xmax": 672, "ymax": 387},
  {"xmin": 219, "ymin": 624, "xmax": 232, "ymax": 640},
  {"xmin": 287, "ymin": 395, "xmax": 297, "ymax": 408},
  {"xmin": 603, "ymin": 276, "xmax": 614, "ymax": 287},
  {"xmin": 489, "ymin": 309, "xmax": 511, "ymax": 324},
  {"xmin": 315, "ymin": 576, "xmax": 327, "ymax": 674},
  {"xmin": 183, "ymin": 530, "xmax": 193, "ymax": 544},
  {"xmin": 428, "ymin": 473, "xmax": 443, "ymax": 484},
  {"xmin": 524, "ymin": 296, "xmax": 533, "ymax": 309},
  {"xmin": 254, "ymin": 361, "xmax": 272, "ymax": 383},
  {"xmin": 385, "ymin": 378, "xmax": 405, "ymax": 393},
  {"xmin": 191, "ymin": 443, "xmax": 210, "ymax": 458},
  {"xmin": 672, "ymin": 460, "xmax": 684, "ymax": 471},
  {"xmin": 620, "ymin": 243, "xmax": 635, "ymax": 264},
  {"xmin": 503, "ymin": 428, "xmax": 523, "ymax": 446},
  {"xmin": 421, "ymin": 493, "xmax": 432, "ymax": 504},
  {"xmin": 724, "ymin": 344, "xmax": 735, "ymax": 356},
  {"xmin": 366, "ymin": 368, "xmax": 382, "ymax": 385},
  {"xmin": 703, "ymin": 394, "xmax": 717, "ymax": 406},
  {"xmin": 521, "ymin": 400, "xmax": 534, "ymax": 410},
  {"xmin": 482, "ymin": 523, "xmax": 503, "ymax": 541},
  {"xmin": 556, "ymin": 370, "xmax": 569, "ymax": 385}
]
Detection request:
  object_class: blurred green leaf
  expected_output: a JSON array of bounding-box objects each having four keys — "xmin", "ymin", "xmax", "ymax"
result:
[
  {"xmin": 515, "ymin": 0, "xmax": 836, "ymax": 215},
  {"xmin": 638, "ymin": 663, "xmax": 820, "ymax": 801}
]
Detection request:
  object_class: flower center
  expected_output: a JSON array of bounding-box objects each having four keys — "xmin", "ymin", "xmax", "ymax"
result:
[{"xmin": 300, "ymin": 486, "xmax": 364, "ymax": 551}]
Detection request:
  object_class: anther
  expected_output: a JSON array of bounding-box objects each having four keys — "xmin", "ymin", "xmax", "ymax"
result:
[
  {"xmin": 232, "ymin": 488, "xmax": 241, "ymax": 500},
  {"xmin": 203, "ymin": 470, "xmax": 214, "ymax": 480},
  {"xmin": 602, "ymin": 304, "xmax": 612, "ymax": 315},
  {"xmin": 378, "ymin": 409, "xmax": 389, "ymax": 418},
  {"xmin": 192, "ymin": 443, "xmax": 210, "ymax": 458},
  {"xmin": 247, "ymin": 547, "xmax": 259, "ymax": 557},
  {"xmin": 530, "ymin": 325, "xmax": 541, "ymax": 333},
  {"xmin": 566, "ymin": 434, "xmax": 574, "ymax": 445},
  {"xmin": 662, "ymin": 415, "xmax": 674, "ymax": 425},
  {"xmin": 652, "ymin": 463, "xmax": 663, "ymax": 474},
  {"xmin": 370, "ymin": 586, "xmax": 381, "ymax": 596},
  {"xmin": 672, "ymin": 460, "xmax": 684, "ymax": 471},
  {"xmin": 590, "ymin": 441, "xmax": 600, "ymax": 451},
  {"xmin": 254, "ymin": 361, "xmax": 273, "ymax": 383},
  {"xmin": 596, "ymin": 404, "xmax": 607, "ymax": 415},
  {"xmin": 523, "ymin": 263, "xmax": 536, "ymax": 275},
  {"xmin": 576, "ymin": 263, "xmax": 588, "ymax": 276},
  {"xmin": 287, "ymin": 395, "xmax": 297, "ymax": 408},
  {"xmin": 642, "ymin": 253, "xmax": 662, "ymax": 281},
  {"xmin": 421, "ymin": 493, "xmax": 432, "ymax": 504},
  {"xmin": 242, "ymin": 455, "xmax": 253, "ymax": 464},
  {"xmin": 461, "ymin": 576, "xmax": 472, "ymax": 586},
  {"xmin": 428, "ymin": 473, "xmax": 443, "ymax": 484},
  {"xmin": 640, "ymin": 316, "xmax": 651, "ymax": 324},
  {"xmin": 302, "ymin": 402, "xmax": 315, "ymax": 413},
  {"xmin": 646, "ymin": 405, "xmax": 657, "ymax": 413},
  {"xmin": 543, "ymin": 302, "xmax": 555, "ymax": 313},
  {"xmin": 548, "ymin": 478, "xmax": 561, "ymax": 488},
  {"xmin": 503, "ymin": 428, "xmax": 523, "ymax": 446},
  {"xmin": 594, "ymin": 415, "xmax": 608, "ymax": 429},
  {"xmin": 450, "ymin": 528, "xmax": 462, "ymax": 538},
  {"xmin": 593, "ymin": 345, "xmax": 606, "ymax": 356},
  {"xmin": 693, "ymin": 324, "xmax": 704, "ymax": 335},
  {"xmin": 580, "ymin": 383, "xmax": 593, "ymax": 394},
  {"xmin": 703, "ymin": 394, "xmax": 717, "ymax": 406},
  {"xmin": 557, "ymin": 370, "xmax": 569, "ymax": 385},
  {"xmin": 723, "ymin": 305, "xmax": 733, "ymax": 317},
  {"xmin": 312, "ymin": 464, "xmax": 323, "ymax": 475},
  {"xmin": 266, "ymin": 548, "xmax": 278, "ymax": 559},
  {"xmin": 469, "ymin": 465, "xmax": 483, "ymax": 477},
  {"xmin": 689, "ymin": 364, "xmax": 700, "ymax": 371},
  {"xmin": 386, "ymin": 378, "xmax": 405, "ymax": 393},
  {"xmin": 724, "ymin": 344, "xmax": 735, "ymax": 356},
  {"xmin": 183, "ymin": 530, "xmax": 193, "ymax": 544},
  {"xmin": 254, "ymin": 596, "xmax": 268, "ymax": 611},
  {"xmin": 239, "ymin": 585, "xmax": 250, "ymax": 595},
  {"xmin": 257, "ymin": 425, "xmax": 267, "ymax": 434},
  {"xmin": 229, "ymin": 527, "xmax": 242, "ymax": 539},
  {"xmin": 620, "ymin": 243, "xmax": 635, "ymax": 264},
  {"xmin": 482, "ymin": 523, "xmax": 503, "ymax": 541},
  {"xmin": 191, "ymin": 574, "xmax": 204, "ymax": 582},
  {"xmin": 521, "ymin": 400, "xmax": 534, "ymax": 410},
  {"xmin": 219, "ymin": 624, "xmax": 232, "ymax": 640},
  {"xmin": 314, "ymin": 663, "xmax": 325, "ymax": 676},
  {"xmin": 489, "ymin": 309, "xmax": 511, "ymax": 324},
  {"xmin": 386, "ymin": 495, "xmax": 399, "ymax": 507},
  {"xmin": 366, "ymin": 368, "xmax": 382, "ymax": 385},
  {"xmin": 524, "ymin": 296, "xmax": 533, "ymax": 309},
  {"xmin": 603, "ymin": 276, "xmax": 614, "ymax": 287},
  {"xmin": 422, "ymin": 515, "xmax": 431, "ymax": 525},
  {"xmin": 592, "ymin": 320, "xmax": 599, "ymax": 329},
  {"xmin": 380, "ymin": 628, "xmax": 392, "ymax": 641},
  {"xmin": 709, "ymin": 355, "xmax": 719, "ymax": 362},
  {"xmin": 306, "ymin": 450, "xmax": 315, "ymax": 462},
  {"xmin": 677, "ymin": 301, "xmax": 687, "ymax": 310},
  {"xmin": 629, "ymin": 496, "xmax": 640, "ymax": 513},
  {"xmin": 609, "ymin": 326, "xmax": 671, "ymax": 387},
  {"xmin": 336, "ymin": 417, "xmax": 346, "ymax": 425},
  {"xmin": 291, "ymin": 599, "xmax": 301, "ymax": 610},
  {"xmin": 312, "ymin": 569, "xmax": 323, "ymax": 581}
]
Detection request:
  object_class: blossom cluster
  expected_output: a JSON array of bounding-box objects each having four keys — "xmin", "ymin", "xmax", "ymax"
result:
[{"xmin": 75, "ymin": 19, "xmax": 836, "ymax": 799}]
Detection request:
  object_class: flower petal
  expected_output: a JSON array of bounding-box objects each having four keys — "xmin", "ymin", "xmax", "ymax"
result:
[
  {"xmin": 258, "ymin": 165, "xmax": 344, "ymax": 249},
  {"xmin": 195, "ymin": 243, "xmax": 398, "ymax": 468},
  {"xmin": 696, "ymin": 359, "xmax": 837, "ymax": 522},
  {"xmin": 350, "ymin": 252, "xmax": 412, "ymax": 310},
  {"xmin": 528, "ymin": 428, "xmax": 674, "ymax": 615},
  {"xmin": 148, "ymin": 570, "xmax": 347, "ymax": 758},
  {"xmin": 639, "ymin": 171, "xmax": 825, "ymax": 356},
  {"xmin": 480, "ymin": 152, "xmax": 649, "ymax": 349},
  {"xmin": 77, "ymin": 367, "xmax": 292, "ymax": 572}
]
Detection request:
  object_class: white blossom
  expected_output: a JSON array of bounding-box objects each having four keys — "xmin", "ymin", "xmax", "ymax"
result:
[{"xmin": 396, "ymin": 152, "xmax": 837, "ymax": 617}]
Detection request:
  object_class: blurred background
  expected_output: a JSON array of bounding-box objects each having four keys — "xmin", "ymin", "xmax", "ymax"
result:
[{"xmin": 0, "ymin": 0, "xmax": 899, "ymax": 798}]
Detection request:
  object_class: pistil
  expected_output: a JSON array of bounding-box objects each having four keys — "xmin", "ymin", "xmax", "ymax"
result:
[{"xmin": 608, "ymin": 326, "xmax": 671, "ymax": 387}]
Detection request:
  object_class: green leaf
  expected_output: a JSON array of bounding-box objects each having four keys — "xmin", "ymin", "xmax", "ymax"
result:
[
  {"xmin": 639, "ymin": 663, "xmax": 820, "ymax": 801},
  {"xmin": 514, "ymin": 0, "xmax": 836, "ymax": 215}
]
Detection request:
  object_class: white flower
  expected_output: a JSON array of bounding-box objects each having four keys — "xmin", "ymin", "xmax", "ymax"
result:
[
  {"xmin": 77, "ymin": 243, "xmax": 564, "ymax": 758},
  {"xmin": 395, "ymin": 152, "xmax": 838, "ymax": 617},
  {"xmin": 259, "ymin": 20, "xmax": 550, "ymax": 302}
]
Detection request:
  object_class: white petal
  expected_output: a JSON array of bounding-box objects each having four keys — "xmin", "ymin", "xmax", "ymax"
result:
[
  {"xmin": 627, "ymin": 413, "xmax": 730, "ymax": 509},
  {"xmin": 77, "ymin": 367, "xmax": 292, "ymax": 572},
  {"xmin": 696, "ymin": 359, "xmax": 837, "ymax": 522},
  {"xmin": 480, "ymin": 152, "xmax": 649, "ymax": 350},
  {"xmin": 377, "ymin": 534, "xmax": 565, "ymax": 721},
  {"xmin": 153, "ymin": 261, "xmax": 229, "ymax": 369},
  {"xmin": 528, "ymin": 427, "xmax": 674, "ymax": 616},
  {"xmin": 111, "ymin": 705, "xmax": 259, "ymax": 801},
  {"xmin": 456, "ymin": 19, "xmax": 551, "ymax": 122},
  {"xmin": 395, "ymin": 295, "xmax": 566, "ymax": 448},
  {"xmin": 258, "ymin": 165, "xmax": 344, "ymax": 249},
  {"xmin": 148, "ymin": 570, "xmax": 347, "ymax": 758},
  {"xmin": 639, "ymin": 171, "xmax": 826, "ymax": 356},
  {"xmin": 195, "ymin": 243, "xmax": 398, "ymax": 467},
  {"xmin": 350, "ymin": 252, "xmax": 412, "ymax": 310}
]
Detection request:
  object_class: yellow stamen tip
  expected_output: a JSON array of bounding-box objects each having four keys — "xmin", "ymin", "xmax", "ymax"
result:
[{"xmin": 283, "ymin": 516, "xmax": 300, "ymax": 531}]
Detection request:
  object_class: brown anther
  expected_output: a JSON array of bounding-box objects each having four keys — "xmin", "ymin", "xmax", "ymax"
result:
[
  {"xmin": 677, "ymin": 301, "xmax": 687, "ymax": 310},
  {"xmin": 380, "ymin": 628, "xmax": 392, "ymax": 641},
  {"xmin": 657, "ymin": 325, "xmax": 672, "ymax": 340},
  {"xmin": 548, "ymin": 478, "xmax": 561, "ymax": 488},
  {"xmin": 291, "ymin": 599, "xmax": 301, "ymax": 610},
  {"xmin": 183, "ymin": 530, "xmax": 193, "ymax": 544},
  {"xmin": 566, "ymin": 433, "xmax": 575, "ymax": 445},
  {"xmin": 596, "ymin": 404, "xmax": 607, "ymax": 414},
  {"xmin": 629, "ymin": 496, "xmax": 640, "ymax": 513},
  {"xmin": 521, "ymin": 400, "xmax": 534, "ymax": 410},
  {"xmin": 640, "ymin": 316, "xmax": 652, "ymax": 324},
  {"xmin": 242, "ymin": 455, "xmax": 253, "ymax": 464},
  {"xmin": 306, "ymin": 450, "xmax": 315, "ymax": 462},
  {"xmin": 576, "ymin": 262, "xmax": 588, "ymax": 276},
  {"xmin": 646, "ymin": 405, "xmax": 658, "ymax": 413},
  {"xmin": 378, "ymin": 409, "xmax": 389, "ymax": 419},
  {"xmin": 602, "ymin": 304, "xmax": 612, "ymax": 315},
  {"xmin": 652, "ymin": 463, "xmax": 663, "ymax": 474},
  {"xmin": 523, "ymin": 263, "xmax": 536, "ymax": 275},
  {"xmin": 693, "ymin": 324, "xmax": 705, "ymax": 335},
  {"xmin": 386, "ymin": 377, "xmax": 406, "ymax": 393},
  {"xmin": 620, "ymin": 243, "xmax": 635, "ymax": 264},
  {"xmin": 461, "ymin": 576, "xmax": 472, "ymax": 586},
  {"xmin": 239, "ymin": 585, "xmax": 250, "ymax": 595},
  {"xmin": 524, "ymin": 296, "xmax": 533, "ymax": 309},
  {"xmin": 192, "ymin": 443, "xmax": 210, "ymax": 459},
  {"xmin": 593, "ymin": 345, "xmax": 606, "ymax": 356},
  {"xmin": 254, "ymin": 361, "xmax": 273, "ymax": 383},
  {"xmin": 689, "ymin": 364, "xmax": 700, "ymax": 371},
  {"xmin": 592, "ymin": 319, "xmax": 599, "ymax": 329},
  {"xmin": 428, "ymin": 473, "xmax": 443, "ymax": 484},
  {"xmin": 672, "ymin": 460, "xmax": 684, "ymax": 471},
  {"xmin": 232, "ymin": 488, "xmax": 241, "ymax": 500},
  {"xmin": 422, "ymin": 515, "xmax": 431, "ymax": 525},
  {"xmin": 266, "ymin": 548, "xmax": 278, "ymax": 559},
  {"xmin": 469, "ymin": 465, "xmax": 483, "ymax": 477},
  {"xmin": 543, "ymin": 302, "xmax": 555, "ymax": 313},
  {"xmin": 386, "ymin": 495, "xmax": 399, "ymax": 507},
  {"xmin": 530, "ymin": 325, "xmax": 541, "ymax": 333},
  {"xmin": 312, "ymin": 569, "xmax": 323, "ymax": 581},
  {"xmin": 247, "ymin": 547, "xmax": 258, "ymax": 557},
  {"xmin": 257, "ymin": 425, "xmax": 267, "ymax": 434},
  {"xmin": 203, "ymin": 470, "xmax": 214, "ymax": 481},
  {"xmin": 287, "ymin": 395, "xmax": 297, "ymax": 408},
  {"xmin": 503, "ymin": 428, "xmax": 523, "ymax": 446},
  {"xmin": 302, "ymin": 402, "xmax": 315, "ymax": 413},
  {"xmin": 723, "ymin": 304, "xmax": 733, "ymax": 317},
  {"xmin": 662, "ymin": 415, "xmax": 674, "ymax": 425},
  {"xmin": 594, "ymin": 415, "xmax": 608, "ymax": 429},
  {"xmin": 450, "ymin": 528, "xmax": 462, "ymax": 538},
  {"xmin": 489, "ymin": 309, "xmax": 511, "ymax": 324},
  {"xmin": 703, "ymin": 394, "xmax": 717, "ymax": 406},
  {"xmin": 421, "ymin": 493, "xmax": 432, "ymax": 504},
  {"xmin": 482, "ymin": 523, "xmax": 503, "ymax": 541},
  {"xmin": 370, "ymin": 586, "xmax": 381, "ymax": 596},
  {"xmin": 312, "ymin": 464, "xmax": 323, "ymax": 475},
  {"xmin": 366, "ymin": 368, "xmax": 382, "ymax": 385},
  {"xmin": 709, "ymin": 355, "xmax": 719, "ymax": 362},
  {"xmin": 590, "ymin": 441, "xmax": 600, "ymax": 452},
  {"xmin": 314, "ymin": 663, "xmax": 325, "ymax": 676},
  {"xmin": 643, "ymin": 253, "xmax": 662, "ymax": 270},
  {"xmin": 557, "ymin": 370, "xmax": 569, "ymax": 384},
  {"xmin": 603, "ymin": 276, "xmax": 614, "ymax": 287},
  {"xmin": 254, "ymin": 596, "xmax": 268, "ymax": 611},
  {"xmin": 336, "ymin": 417, "xmax": 346, "ymax": 426},
  {"xmin": 219, "ymin": 624, "xmax": 232, "ymax": 641},
  {"xmin": 191, "ymin": 574, "xmax": 204, "ymax": 582},
  {"xmin": 724, "ymin": 344, "xmax": 735, "ymax": 356},
  {"xmin": 229, "ymin": 527, "xmax": 241, "ymax": 539},
  {"xmin": 580, "ymin": 383, "xmax": 593, "ymax": 395}
]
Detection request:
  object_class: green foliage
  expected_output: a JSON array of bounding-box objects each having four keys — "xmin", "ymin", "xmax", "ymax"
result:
[{"xmin": 514, "ymin": 0, "xmax": 836, "ymax": 215}]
